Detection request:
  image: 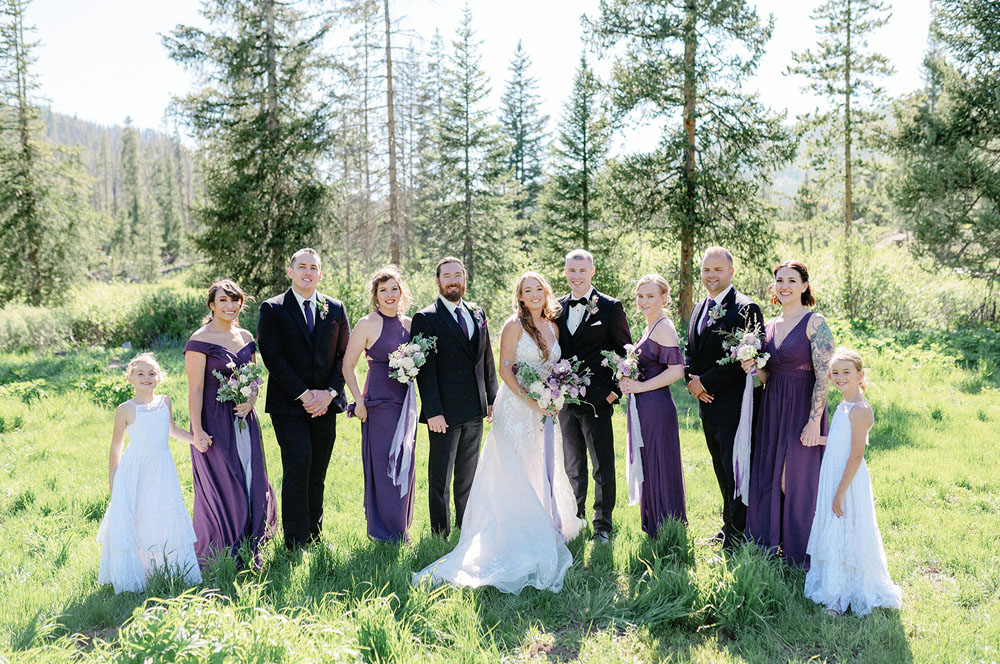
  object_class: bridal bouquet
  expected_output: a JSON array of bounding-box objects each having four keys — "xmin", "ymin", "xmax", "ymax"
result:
[
  {"xmin": 601, "ymin": 344, "xmax": 642, "ymax": 414},
  {"xmin": 715, "ymin": 322, "xmax": 770, "ymax": 387},
  {"xmin": 515, "ymin": 357, "xmax": 592, "ymax": 414},
  {"xmin": 388, "ymin": 334, "xmax": 437, "ymax": 384},
  {"xmin": 213, "ymin": 361, "xmax": 266, "ymax": 430}
]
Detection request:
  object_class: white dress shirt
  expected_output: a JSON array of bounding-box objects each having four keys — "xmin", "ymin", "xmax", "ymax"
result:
[
  {"xmin": 439, "ymin": 296, "xmax": 474, "ymax": 339},
  {"xmin": 290, "ymin": 288, "xmax": 335, "ymax": 401},
  {"xmin": 567, "ymin": 287, "xmax": 596, "ymax": 335}
]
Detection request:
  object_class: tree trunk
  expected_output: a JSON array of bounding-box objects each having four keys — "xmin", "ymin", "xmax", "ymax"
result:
[
  {"xmin": 680, "ymin": 0, "xmax": 698, "ymax": 323},
  {"xmin": 384, "ymin": 0, "xmax": 401, "ymax": 265},
  {"xmin": 264, "ymin": 0, "xmax": 278, "ymax": 132},
  {"xmin": 844, "ymin": 0, "xmax": 854, "ymax": 314}
]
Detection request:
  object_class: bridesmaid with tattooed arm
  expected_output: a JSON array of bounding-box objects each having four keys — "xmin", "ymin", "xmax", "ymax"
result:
[{"xmin": 743, "ymin": 260, "xmax": 834, "ymax": 569}]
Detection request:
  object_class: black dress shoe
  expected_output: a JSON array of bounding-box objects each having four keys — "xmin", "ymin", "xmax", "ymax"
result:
[{"xmin": 592, "ymin": 530, "xmax": 611, "ymax": 544}]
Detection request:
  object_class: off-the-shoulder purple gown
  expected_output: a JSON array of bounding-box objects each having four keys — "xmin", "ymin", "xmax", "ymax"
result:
[
  {"xmin": 183, "ymin": 340, "xmax": 277, "ymax": 565},
  {"xmin": 634, "ymin": 334, "xmax": 687, "ymax": 536},
  {"xmin": 746, "ymin": 312, "xmax": 828, "ymax": 568},
  {"xmin": 361, "ymin": 311, "xmax": 415, "ymax": 541}
]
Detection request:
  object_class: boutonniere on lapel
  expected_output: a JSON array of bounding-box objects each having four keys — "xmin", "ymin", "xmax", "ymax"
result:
[
  {"xmin": 706, "ymin": 302, "xmax": 727, "ymax": 327},
  {"xmin": 585, "ymin": 294, "xmax": 600, "ymax": 321},
  {"xmin": 469, "ymin": 304, "xmax": 486, "ymax": 328},
  {"xmin": 318, "ymin": 299, "xmax": 330, "ymax": 320}
]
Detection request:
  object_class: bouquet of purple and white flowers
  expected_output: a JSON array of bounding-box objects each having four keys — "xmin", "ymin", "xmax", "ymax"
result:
[
  {"xmin": 716, "ymin": 322, "xmax": 770, "ymax": 387},
  {"xmin": 515, "ymin": 357, "xmax": 592, "ymax": 414},
  {"xmin": 213, "ymin": 361, "xmax": 266, "ymax": 430},
  {"xmin": 388, "ymin": 333, "xmax": 437, "ymax": 384},
  {"xmin": 601, "ymin": 344, "xmax": 642, "ymax": 414}
]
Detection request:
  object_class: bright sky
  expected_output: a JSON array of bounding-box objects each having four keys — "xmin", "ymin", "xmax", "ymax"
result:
[{"xmin": 27, "ymin": 0, "xmax": 930, "ymax": 149}]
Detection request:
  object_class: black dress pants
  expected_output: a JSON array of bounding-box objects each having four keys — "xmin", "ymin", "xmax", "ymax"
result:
[
  {"xmin": 427, "ymin": 418, "xmax": 483, "ymax": 537},
  {"xmin": 270, "ymin": 412, "xmax": 336, "ymax": 549},
  {"xmin": 559, "ymin": 401, "xmax": 615, "ymax": 533}
]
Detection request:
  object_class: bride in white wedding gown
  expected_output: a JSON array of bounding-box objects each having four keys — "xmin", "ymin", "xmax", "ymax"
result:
[{"xmin": 413, "ymin": 272, "xmax": 584, "ymax": 594}]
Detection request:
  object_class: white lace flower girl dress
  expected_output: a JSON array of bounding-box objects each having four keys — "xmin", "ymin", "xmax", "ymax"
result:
[
  {"xmin": 97, "ymin": 396, "xmax": 201, "ymax": 593},
  {"xmin": 805, "ymin": 399, "xmax": 903, "ymax": 615}
]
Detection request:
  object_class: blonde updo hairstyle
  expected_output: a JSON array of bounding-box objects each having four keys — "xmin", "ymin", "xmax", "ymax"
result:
[
  {"xmin": 513, "ymin": 271, "xmax": 563, "ymax": 358},
  {"xmin": 831, "ymin": 347, "xmax": 868, "ymax": 392},
  {"xmin": 125, "ymin": 352, "xmax": 165, "ymax": 382},
  {"xmin": 369, "ymin": 265, "xmax": 412, "ymax": 314},
  {"xmin": 635, "ymin": 273, "xmax": 672, "ymax": 305}
]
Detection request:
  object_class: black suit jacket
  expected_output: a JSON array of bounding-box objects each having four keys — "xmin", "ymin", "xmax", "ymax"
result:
[
  {"xmin": 556, "ymin": 290, "xmax": 632, "ymax": 407},
  {"xmin": 684, "ymin": 287, "xmax": 764, "ymax": 416},
  {"xmin": 411, "ymin": 298, "xmax": 499, "ymax": 425},
  {"xmin": 257, "ymin": 289, "xmax": 350, "ymax": 417}
]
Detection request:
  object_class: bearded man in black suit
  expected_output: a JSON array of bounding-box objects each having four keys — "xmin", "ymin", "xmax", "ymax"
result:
[
  {"xmin": 556, "ymin": 249, "xmax": 632, "ymax": 543},
  {"xmin": 411, "ymin": 257, "xmax": 499, "ymax": 537}
]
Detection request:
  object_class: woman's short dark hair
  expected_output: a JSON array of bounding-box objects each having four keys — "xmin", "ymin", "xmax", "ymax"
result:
[{"xmin": 771, "ymin": 260, "xmax": 815, "ymax": 306}]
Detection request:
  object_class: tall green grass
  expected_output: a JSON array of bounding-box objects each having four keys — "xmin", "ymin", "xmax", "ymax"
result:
[{"xmin": 0, "ymin": 320, "xmax": 997, "ymax": 661}]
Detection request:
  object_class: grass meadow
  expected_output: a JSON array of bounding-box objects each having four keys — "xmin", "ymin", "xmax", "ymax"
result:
[{"xmin": 1, "ymin": 320, "xmax": 998, "ymax": 663}]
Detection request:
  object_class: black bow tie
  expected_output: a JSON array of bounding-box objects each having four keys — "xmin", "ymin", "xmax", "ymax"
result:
[{"xmin": 568, "ymin": 297, "xmax": 590, "ymax": 308}]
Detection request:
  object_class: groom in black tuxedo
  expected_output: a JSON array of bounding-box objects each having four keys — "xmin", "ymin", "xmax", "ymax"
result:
[
  {"xmin": 411, "ymin": 256, "xmax": 498, "ymax": 537},
  {"xmin": 685, "ymin": 246, "xmax": 764, "ymax": 549},
  {"xmin": 557, "ymin": 249, "xmax": 632, "ymax": 543},
  {"xmin": 257, "ymin": 248, "xmax": 350, "ymax": 550}
]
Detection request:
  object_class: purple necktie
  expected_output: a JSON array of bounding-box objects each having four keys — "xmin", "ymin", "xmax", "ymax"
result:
[
  {"xmin": 455, "ymin": 307, "xmax": 469, "ymax": 339},
  {"xmin": 699, "ymin": 298, "xmax": 715, "ymax": 334},
  {"xmin": 304, "ymin": 299, "xmax": 315, "ymax": 334}
]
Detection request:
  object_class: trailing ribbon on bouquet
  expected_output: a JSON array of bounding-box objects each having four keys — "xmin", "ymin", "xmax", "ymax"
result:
[
  {"xmin": 733, "ymin": 372, "xmax": 754, "ymax": 505},
  {"xmin": 386, "ymin": 382, "xmax": 418, "ymax": 498},
  {"xmin": 542, "ymin": 415, "xmax": 563, "ymax": 534},
  {"xmin": 625, "ymin": 396, "xmax": 644, "ymax": 505},
  {"xmin": 232, "ymin": 417, "xmax": 253, "ymax": 506}
]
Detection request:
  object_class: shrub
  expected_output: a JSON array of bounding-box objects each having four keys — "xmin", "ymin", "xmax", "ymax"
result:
[
  {"xmin": 87, "ymin": 375, "xmax": 134, "ymax": 409},
  {"xmin": 0, "ymin": 414, "xmax": 24, "ymax": 433},
  {"xmin": 0, "ymin": 379, "xmax": 49, "ymax": 403}
]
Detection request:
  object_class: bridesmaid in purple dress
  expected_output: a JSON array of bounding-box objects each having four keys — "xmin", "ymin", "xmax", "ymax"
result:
[
  {"xmin": 184, "ymin": 280, "xmax": 277, "ymax": 566},
  {"xmin": 619, "ymin": 275, "xmax": 687, "ymax": 536},
  {"xmin": 744, "ymin": 261, "xmax": 834, "ymax": 568},
  {"xmin": 343, "ymin": 266, "xmax": 416, "ymax": 542}
]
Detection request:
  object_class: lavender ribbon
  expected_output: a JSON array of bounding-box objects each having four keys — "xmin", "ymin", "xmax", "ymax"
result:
[
  {"xmin": 625, "ymin": 395, "xmax": 644, "ymax": 505},
  {"xmin": 542, "ymin": 415, "xmax": 563, "ymax": 534},
  {"xmin": 386, "ymin": 382, "xmax": 418, "ymax": 498},
  {"xmin": 233, "ymin": 417, "xmax": 253, "ymax": 507},
  {"xmin": 733, "ymin": 372, "xmax": 754, "ymax": 505}
]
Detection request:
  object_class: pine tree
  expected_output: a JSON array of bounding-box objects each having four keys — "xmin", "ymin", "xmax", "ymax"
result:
[
  {"xmin": 164, "ymin": 0, "xmax": 334, "ymax": 295},
  {"xmin": 436, "ymin": 6, "xmax": 515, "ymax": 295},
  {"xmin": 0, "ymin": 0, "xmax": 92, "ymax": 304},
  {"xmin": 411, "ymin": 29, "xmax": 449, "ymax": 265},
  {"xmin": 587, "ymin": 0, "xmax": 795, "ymax": 319},
  {"xmin": 153, "ymin": 138, "xmax": 183, "ymax": 262},
  {"xmin": 500, "ymin": 40, "xmax": 548, "ymax": 221},
  {"xmin": 537, "ymin": 55, "xmax": 609, "ymax": 257},
  {"xmin": 787, "ymin": 0, "xmax": 894, "ymax": 311},
  {"xmin": 890, "ymin": 0, "xmax": 1000, "ymax": 284}
]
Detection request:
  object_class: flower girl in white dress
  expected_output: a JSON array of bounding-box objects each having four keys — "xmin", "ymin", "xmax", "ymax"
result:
[
  {"xmin": 805, "ymin": 349, "xmax": 902, "ymax": 615},
  {"xmin": 97, "ymin": 353, "xmax": 202, "ymax": 593}
]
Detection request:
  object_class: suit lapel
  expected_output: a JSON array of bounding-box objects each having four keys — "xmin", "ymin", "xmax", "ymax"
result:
[
  {"xmin": 284, "ymin": 289, "xmax": 314, "ymax": 348},
  {"xmin": 437, "ymin": 298, "xmax": 474, "ymax": 358}
]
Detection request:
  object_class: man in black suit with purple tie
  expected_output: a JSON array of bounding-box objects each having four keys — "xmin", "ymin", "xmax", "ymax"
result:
[
  {"xmin": 685, "ymin": 246, "xmax": 764, "ymax": 550},
  {"xmin": 411, "ymin": 257, "xmax": 499, "ymax": 538},
  {"xmin": 556, "ymin": 249, "xmax": 632, "ymax": 543},
  {"xmin": 257, "ymin": 248, "xmax": 350, "ymax": 550}
]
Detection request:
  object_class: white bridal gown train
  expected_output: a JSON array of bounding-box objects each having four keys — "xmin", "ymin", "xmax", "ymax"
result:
[{"xmin": 413, "ymin": 326, "xmax": 584, "ymax": 593}]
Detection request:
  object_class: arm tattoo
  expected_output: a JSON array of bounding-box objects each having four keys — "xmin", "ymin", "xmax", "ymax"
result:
[{"xmin": 808, "ymin": 320, "xmax": 834, "ymax": 423}]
